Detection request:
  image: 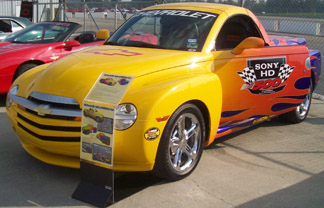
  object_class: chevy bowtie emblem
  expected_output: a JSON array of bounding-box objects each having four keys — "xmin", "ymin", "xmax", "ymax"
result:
[
  {"xmin": 34, "ymin": 104, "xmax": 52, "ymax": 116},
  {"xmin": 50, "ymin": 56, "xmax": 59, "ymax": 60}
]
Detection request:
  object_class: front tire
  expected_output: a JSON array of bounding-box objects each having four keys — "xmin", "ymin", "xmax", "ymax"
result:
[
  {"xmin": 279, "ymin": 80, "xmax": 313, "ymax": 123},
  {"xmin": 13, "ymin": 63, "xmax": 38, "ymax": 82},
  {"xmin": 153, "ymin": 103, "xmax": 206, "ymax": 181}
]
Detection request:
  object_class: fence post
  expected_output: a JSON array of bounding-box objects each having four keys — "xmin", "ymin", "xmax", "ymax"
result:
[
  {"xmin": 316, "ymin": 23, "xmax": 321, "ymax": 36},
  {"xmin": 84, "ymin": 0, "xmax": 86, "ymax": 31},
  {"xmin": 50, "ymin": 0, "xmax": 55, "ymax": 21},
  {"xmin": 114, "ymin": 3, "xmax": 118, "ymax": 30},
  {"xmin": 36, "ymin": 2, "xmax": 39, "ymax": 22},
  {"xmin": 11, "ymin": 0, "xmax": 13, "ymax": 16},
  {"xmin": 39, "ymin": 3, "xmax": 46, "ymax": 22},
  {"xmin": 274, "ymin": 19, "xmax": 280, "ymax": 32},
  {"xmin": 240, "ymin": 0, "xmax": 244, "ymax": 7}
]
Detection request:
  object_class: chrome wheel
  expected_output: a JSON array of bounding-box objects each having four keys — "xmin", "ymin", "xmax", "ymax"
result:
[
  {"xmin": 153, "ymin": 103, "xmax": 205, "ymax": 180},
  {"xmin": 296, "ymin": 88, "xmax": 311, "ymax": 120},
  {"xmin": 168, "ymin": 113, "xmax": 201, "ymax": 175},
  {"xmin": 296, "ymin": 94, "xmax": 311, "ymax": 119},
  {"xmin": 279, "ymin": 80, "xmax": 313, "ymax": 123}
]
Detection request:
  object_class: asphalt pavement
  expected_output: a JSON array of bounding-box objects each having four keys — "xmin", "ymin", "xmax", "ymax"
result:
[{"xmin": 0, "ymin": 94, "xmax": 324, "ymax": 207}]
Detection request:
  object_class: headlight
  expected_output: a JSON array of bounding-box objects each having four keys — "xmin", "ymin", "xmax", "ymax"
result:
[
  {"xmin": 9, "ymin": 85, "xmax": 19, "ymax": 95},
  {"xmin": 114, "ymin": 103, "xmax": 137, "ymax": 130},
  {"xmin": 7, "ymin": 85, "xmax": 19, "ymax": 108}
]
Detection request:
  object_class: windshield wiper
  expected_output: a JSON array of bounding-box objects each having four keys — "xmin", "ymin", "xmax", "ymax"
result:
[
  {"xmin": 105, "ymin": 40, "xmax": 163, "ymax": 49},
  {"xmin": 124, "ymin": 41, "xmax": 164, "ymax": 49},
  {"xmin": 105, "ymin": 41, "xmax": 120, "ymax": 46}
]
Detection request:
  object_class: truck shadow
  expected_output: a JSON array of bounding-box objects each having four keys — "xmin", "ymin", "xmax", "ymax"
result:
[
  {"xmin": 0, "ymin": 110, "xmax": 165, "ymax": 207},
  {"xmin": 205, "ymin": 118, "xmax": 324, "ymax": 177},
  {"xmin": 0, "ymin": 94, "xmax": 6, "ymax": 107},
  {"xmin": 114, "ymin": 172, "xmax": 164, "ymax": 202},
  {"xmin": 207, "ymin": 114, "xmax": 324, "ymax": 151}
]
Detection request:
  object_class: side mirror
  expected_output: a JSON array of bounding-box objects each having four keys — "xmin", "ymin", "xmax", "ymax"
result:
[
  {"xmin": 64, "ymin": 40, "xmax": 80, "ymax": 51},
  {"xmin": 96, "ymin": 29, "xmax": 110, "ymax": 40},
  {"xmin": 232, "ymin": 37, "xmax": 265, "ymax": 55}
]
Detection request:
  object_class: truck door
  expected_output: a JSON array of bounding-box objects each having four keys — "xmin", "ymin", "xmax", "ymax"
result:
[{"xmin": 212, "ymin": 15, "xmax": 310, "ymax": 129}]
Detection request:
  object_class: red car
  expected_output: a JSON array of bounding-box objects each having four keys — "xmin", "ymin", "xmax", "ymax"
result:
[
  {"xmin": 0, "ymin": 21, "xmax": 107, "ymax": 94},
  {"xmin": 96, "ymin": 133, "xmax": 110, "ymax": 145}
]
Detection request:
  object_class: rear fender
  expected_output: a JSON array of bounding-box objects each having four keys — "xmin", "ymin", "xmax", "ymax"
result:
[{"xmin": 309, "ymin": 50, "xmax": 321, "ymax": 90}]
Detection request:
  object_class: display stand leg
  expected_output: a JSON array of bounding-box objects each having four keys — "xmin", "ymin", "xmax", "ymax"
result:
[{"xmin": 72, "ymin": 161, "xmax": 114, "ymax": 207}]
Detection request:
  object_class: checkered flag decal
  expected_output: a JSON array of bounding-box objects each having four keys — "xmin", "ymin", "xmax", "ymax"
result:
[
  {"xmin": 237, "ymin": 67, "xmax": 257, "ymax": 84},
  {"xmin": 278, "ymin": 64, "xmax": 295, "ymax": 83}
]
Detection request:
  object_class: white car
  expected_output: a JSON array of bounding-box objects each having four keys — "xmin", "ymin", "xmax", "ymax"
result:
[{"xmin": 0, "ymin": 16, "xmax": 32, "ymax": 40}]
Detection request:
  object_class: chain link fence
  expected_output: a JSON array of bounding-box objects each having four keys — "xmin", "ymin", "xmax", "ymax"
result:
[
  {"xmin": 1, "ymin": 0, "xmax": 323, "ymax": 96},
  {"xmin": 56, "ymin": 0, "xmax": 324, "ymax": 97},
  {"xmin": 243, "ymin": 0, "xmax": 324, "ymax": 98}
]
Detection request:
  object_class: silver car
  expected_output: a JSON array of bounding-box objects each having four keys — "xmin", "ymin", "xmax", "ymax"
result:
[{"xmin": 0, "ymin": 16, "xmax": 33, "ymax": 40}]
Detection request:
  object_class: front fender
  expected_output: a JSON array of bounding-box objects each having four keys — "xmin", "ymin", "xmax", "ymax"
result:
[
  {"xmin": 142, "ymin": 72, "xmax": 223, "ymax": 146},
  {"xmin": 113, "ymin": 67, "xmax": 222, "ymax": 171}
]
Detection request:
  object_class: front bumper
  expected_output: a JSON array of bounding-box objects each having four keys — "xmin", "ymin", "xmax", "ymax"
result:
[{"xmin": 6, "ymin": 93, "xmax": 161, "ymax": 171}]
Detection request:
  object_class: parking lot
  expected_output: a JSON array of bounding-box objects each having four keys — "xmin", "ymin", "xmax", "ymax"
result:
[{"xmin": 0, "ymin": 94, "xmax": 323, "ymax": 207}]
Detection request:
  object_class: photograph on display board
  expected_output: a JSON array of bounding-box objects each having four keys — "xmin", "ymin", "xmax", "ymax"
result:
[
  {"xmin": 82, "ymin": 142, "xmax": 92, "ymax": 154},
  {"xmin": 97, "ymin": 117, "xmax": 114, "ymax": 134},
  {"xmin": 92, "ymin": 143, "xmax": 112, "ymax": 165},
  {"xmin": 80, "ymin": 103, "xmax": 115, "ymax": 168}
]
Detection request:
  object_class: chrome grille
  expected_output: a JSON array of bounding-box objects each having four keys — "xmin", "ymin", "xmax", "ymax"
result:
[
  {"xmin": 29, "ymin": 92, "xmax": 80, "ymax": 110},
  {"xmin": 18, "ymin": 123, "xmax": 80, "ymax": 142},
  {"xmin": 9, "ymin": 91, "xmax": 82, "ymax": 142},
  {"xmin": 9, "ymin": 91, "xmax": 82, "ymax": 118},
  {"xmin": 17, "ymin": 113, "xmax": 80, "ymax": 132}
]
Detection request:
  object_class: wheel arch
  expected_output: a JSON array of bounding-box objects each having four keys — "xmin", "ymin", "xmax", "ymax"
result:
[
  {"xmin": 152, "ymin": 101, "xmax": 207, "ymax": 180},
  {"xmin": 187, "ymin": 99, "xmax": 211, "ymax": 143},
  {"xmin": 310, "ymin": 70, "xmax": 316, "ymax": 91},
  {"xmin": 131, "ymin": 72, "xmax": 222, "ymax": 147},
  {"xmin": 13, "ymin": 60, "xmax": 45, "ymax": 82}
]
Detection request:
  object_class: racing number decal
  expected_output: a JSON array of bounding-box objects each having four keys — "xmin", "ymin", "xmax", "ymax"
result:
[{"xmin": 237, "ymin": 57, "xmax": 295, "ymax": 95}]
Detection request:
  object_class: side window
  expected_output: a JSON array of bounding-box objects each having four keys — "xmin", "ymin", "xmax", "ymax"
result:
[
  {"xmin": 11, "ymin": 21, "xmax": 23, "ymax": 33},
  {"xmin": 0, "ymin": 20, "xmax": 12, "ymax": 33},
  {"xmin": 216, "ymin": 15, "xmax": 262, "ymax": 51}
]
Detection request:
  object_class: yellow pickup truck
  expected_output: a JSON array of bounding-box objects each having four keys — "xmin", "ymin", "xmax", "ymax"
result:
[{"xmin": 6, "ymin": 3, "xmax": 321, "ymax": 180}]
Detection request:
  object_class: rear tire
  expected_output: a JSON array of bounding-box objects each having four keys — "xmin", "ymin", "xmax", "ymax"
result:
[
  {"xmin": 279, "ymin": 80, "xmax": 313, "ymax": 123},
  {"xmin": 153, "ymin": 103, "xmax": 205, "ymax": 181},
  {"xmin": 13, "ymin": 63, "xmax": 38, "ymax": 82}
]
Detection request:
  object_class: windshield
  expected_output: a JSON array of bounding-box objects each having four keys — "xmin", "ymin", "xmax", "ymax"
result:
[
  {"xmin": 106, "ymin": 10, "xmax": 218, "ymax": 52},
  {"xmin": 3, "ymin": 22, "xmax": 79, "ymax": 44},
  {"xmin": 14, "ymin": 17, "xmax": 33, "ymax": 27}
]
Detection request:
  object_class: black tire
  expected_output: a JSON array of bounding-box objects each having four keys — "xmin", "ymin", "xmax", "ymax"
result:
[
  {"xmin": 153, "ymin": 103, "xmax": 206, "ymax": 181},
  {"xmin": 96, "ymin": 116, "xmax": 101, "ymax": 122},
  {"xmin": 279, "ymin": 80, "xmax": 313, "ymax": 123},
  {"xmin": 13, "ymin": 63, "xmax": 38, "ymax": 82}
]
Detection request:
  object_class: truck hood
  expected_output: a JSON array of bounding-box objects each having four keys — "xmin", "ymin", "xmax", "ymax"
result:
[{"xmin": 26, "ymin": 45, "xmax": 211, "ymax": 102}]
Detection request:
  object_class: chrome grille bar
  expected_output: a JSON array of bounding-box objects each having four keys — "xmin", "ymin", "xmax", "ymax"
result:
[
  {"xmin": 30, "ymin": 92, "xmax": 79, "ymax": 105},
  {"xmin": 8, "ymin": 92, "xmax": 82, "ymax": 117}
]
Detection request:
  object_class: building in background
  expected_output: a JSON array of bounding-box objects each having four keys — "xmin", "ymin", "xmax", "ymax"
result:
[{"xmin": 0, "ymin": 0, "xmax": 61, "ymax": 22}]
